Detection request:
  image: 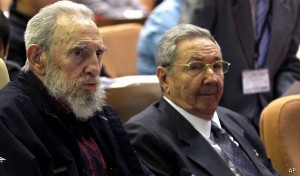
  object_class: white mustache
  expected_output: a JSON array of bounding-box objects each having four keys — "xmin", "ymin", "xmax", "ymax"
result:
[{"xmin": 79, "ymin": 77, "xmax": 100, "ymax": 85}]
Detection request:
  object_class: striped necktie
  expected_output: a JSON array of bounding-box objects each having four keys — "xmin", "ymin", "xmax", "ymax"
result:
[
  {"xmin": 255, "ymin": 0, "xmax": 270, "ymax": 68},
  {"xmin": 211, "ymin": 122, "xmax": 261, "ymax": 176}
]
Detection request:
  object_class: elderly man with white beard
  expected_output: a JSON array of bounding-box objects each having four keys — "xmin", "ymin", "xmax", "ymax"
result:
[{"xmin": 0, "ymin": 1, "xmax": 153, "ymax": 176}]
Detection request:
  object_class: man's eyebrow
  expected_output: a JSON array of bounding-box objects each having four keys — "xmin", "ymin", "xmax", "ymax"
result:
[
  {"xmin": 214, "ymin": 54, "xmax": 223, "ymax": 61},
  {"xmin": 188, "ymin": 56, "xmax": 203, "ymax": 62},
  {"xmin": 100, "ymin": 45, "xmax": 107, "ymax": 51},
  {"xmin": 70, "ymin": 42, "xmax": 106, "ymax": 50},
  {"xmin": 71, "ymin": 44, "xmax": 87, "ymax": 50}
]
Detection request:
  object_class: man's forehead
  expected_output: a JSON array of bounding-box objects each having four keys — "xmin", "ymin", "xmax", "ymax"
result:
[
  {"xmin": 178, "ymin": 43, "xmax": 221, "ymax": 56},
  {"xmin": 55, "ymin": 15, "xmax": 98, "ymax": 33},
  {"xmin": 52, "ymin": 22, "xmax": 102, "ymax": 46}
]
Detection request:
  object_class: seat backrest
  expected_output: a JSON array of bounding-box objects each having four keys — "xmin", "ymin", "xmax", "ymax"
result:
[
  {"xmin": 99, "ymin": 23, "xmax": 142, "ymax": 78},
  {"xmin": 105, "ymin": 83, "xmax": 161, "ymax": 124},
  {"xmin": 0, "ymin": 59, "xmax": 10, "ymax": 90},
  {"xmin": 260, "ymin": 95, "xmax": 300, "ymax": 176}
]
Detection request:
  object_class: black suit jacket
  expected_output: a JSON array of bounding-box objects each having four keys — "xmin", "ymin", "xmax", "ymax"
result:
[
  {"xmin": 0, "ymin": 72, "xmax": 150, "ymax": 176},
  {"xmin": 180, "ymin": 0, "xmax": 300, "ymax": 124},
  {"xmin": 124, "ymin": 98, "xmax": 279, "ymax": 176}
]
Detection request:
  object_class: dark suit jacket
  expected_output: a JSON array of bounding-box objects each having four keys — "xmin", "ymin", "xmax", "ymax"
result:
[
  {"xmin": 180, "ymin": 0, "xmax": 300, "ymax": 125},
  {"xmin": 124, "ymin": 98, "xmax": 279, "ymax": 176},
  {"xmin": 0, "ymin": 72, "xmax": 149, "ymax": 176}
]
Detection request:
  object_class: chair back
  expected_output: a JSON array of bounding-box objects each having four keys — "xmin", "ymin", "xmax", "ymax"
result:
[
  {"xmin": 99, "ymin": 23, "xmax": 142, "ymax": 78},
  {"xmin": 0, "ymin": 59, "xmax": 9, "ymax": 90},
  {"xmin": 106, "ymin": 83, "xmax": 161, "ymax": 123},
  {"xmin": 260, "ymin": 95, "xmax": 300, "ymax": 176}
]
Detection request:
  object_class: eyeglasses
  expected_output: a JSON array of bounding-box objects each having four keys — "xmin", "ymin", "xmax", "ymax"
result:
[{"xmin": 168, "ymin": 60, "xmax": 230, "ymax": 74}]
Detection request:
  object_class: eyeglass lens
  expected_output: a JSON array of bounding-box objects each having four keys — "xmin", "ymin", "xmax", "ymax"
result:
[{"xmin": 188, "ymin": 61, "xmax": 229, "ymax": 74}]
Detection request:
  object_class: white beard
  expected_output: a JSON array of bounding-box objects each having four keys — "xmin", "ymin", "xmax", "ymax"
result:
[
  {"xmin": 63, "ymin": 85, "xmax": 106, "ymax": 121},
  {"xmin": 44, "ymin": 64, "xmax": 106, "ymax": 121}
]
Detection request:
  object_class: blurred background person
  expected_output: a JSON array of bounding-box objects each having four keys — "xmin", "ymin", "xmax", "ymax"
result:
[
  {"xmin": 180, "ymin": 0, "xmax": 300, "ymax": 131},
  {"xmin": 0, "ymin": 0, "xmax": 12, "ymax": 16},
  {"xmin": 0, "ymin": 10, "xmax": 9, "ymax": 60},
  {"xmin": 6, "ymin": 0, "xmax": 57, "ymax": 69},
  {"xmin": 0, "ymin": 9, "xmax": 20, "ymax": 80},
  {"xmin": 137, "ymin": 0, "xmax": 181, "ymax": 75}
]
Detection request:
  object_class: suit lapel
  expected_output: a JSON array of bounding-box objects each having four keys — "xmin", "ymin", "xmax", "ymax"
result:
[
  {"xmin": 232, "ymin": 0, "xmax": 256, "ymax": 67},
  {"xmin": 219, "ymin": 117, "xmax": 258, "ymax": 164},
  {"xmin": 159, "ymin": 99, "xmax": 234, "ymax": 175},
  {"xmin": 218, "ymin": 112, "xmax": 273, "ymax": 175},
  {"xmin": 186, "ymin": 135, "xmax": 235, "ymax": 176}
]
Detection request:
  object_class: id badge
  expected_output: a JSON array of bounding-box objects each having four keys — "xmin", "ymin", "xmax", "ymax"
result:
[{"xmin": 242, "ymin": 69, "xmax": 270, "ymax": 94}]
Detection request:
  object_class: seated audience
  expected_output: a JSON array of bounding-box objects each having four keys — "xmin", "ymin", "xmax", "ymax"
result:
[
  {"xmin": 0, "ymin": 1, "xmax": 152, "ymax": 175},
  {"xmin": 137, "ymin": 0, "xmax": 181, "ymax": 75},
  {"xmin": 0, "ymin": 10, "xmax": 20, "ymax": 80},
  {"xmin": 72, "ymin": 0, "xmax": 148, "ymax": 19},
  {"xmin": 124, "ymin": 24, "xmax": 279, "ymax": 176}
]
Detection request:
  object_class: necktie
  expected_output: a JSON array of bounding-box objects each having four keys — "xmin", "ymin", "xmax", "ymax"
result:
[
  {"xmin": 211, "ymin": 122, "xmax": 261, "ymax": 176},
  {"xmin": 255, "ymin": 0, "xmax": 270, "ymax": 68}
]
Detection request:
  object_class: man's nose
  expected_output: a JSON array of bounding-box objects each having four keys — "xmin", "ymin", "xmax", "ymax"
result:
[
  {"xmin": 202, "ymin": 67, "xmax": 218, "ymax": 83},
  {"xmin": 85, "ymin": 55, "xmax": 101, "ymax": 76}
]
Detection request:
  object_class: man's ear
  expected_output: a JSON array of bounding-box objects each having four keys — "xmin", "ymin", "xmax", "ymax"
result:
[
  {"xmin": 27, "ymin": 44, "xmax": 46, "ymax": 76},
  {"xmin": 157, "ymin": 66, "xmax": 170, "ymax": 94}
]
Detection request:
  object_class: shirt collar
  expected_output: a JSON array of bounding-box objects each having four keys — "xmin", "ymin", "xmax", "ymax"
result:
[{"xmin": 163, "ymin": 96, "xmax": 221, "ymax": 139}]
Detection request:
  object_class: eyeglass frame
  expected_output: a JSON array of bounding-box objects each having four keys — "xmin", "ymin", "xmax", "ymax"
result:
[{"xmin": 163, "ymin": 60, "xmax": 230, "ymax": 75}]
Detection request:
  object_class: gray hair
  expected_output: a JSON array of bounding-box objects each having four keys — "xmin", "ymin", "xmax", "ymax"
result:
[
  {"xmin": 156, "ymin": 23, "xmax": 220, "ymax": 69},
  {"xmin": 22, "ymin": 1, "xmax": 94, "ymax": 72}
]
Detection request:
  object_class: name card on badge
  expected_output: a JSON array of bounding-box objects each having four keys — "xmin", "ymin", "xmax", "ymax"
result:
[{"xmin": 242, "ymin": 69, "xmax": 270, "ymax": 94}]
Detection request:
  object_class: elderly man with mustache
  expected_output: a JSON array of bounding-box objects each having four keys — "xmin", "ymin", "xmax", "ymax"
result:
[{"xmin": 124, "ymin": 24, "xmax": 279, "ymax": 176}]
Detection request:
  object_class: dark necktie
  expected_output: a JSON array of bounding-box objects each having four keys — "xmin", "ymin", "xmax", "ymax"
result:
[
  {"xmin": 255, "ymin": 0, "xmax": 270, "ymax": 68},
  {"xmin": 211, "ymin": 122, "xmax": 261, "ymax": 176},
  {"xmin": 253, "ymin": 0, "xmax": 270, "ymax": 132}
]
